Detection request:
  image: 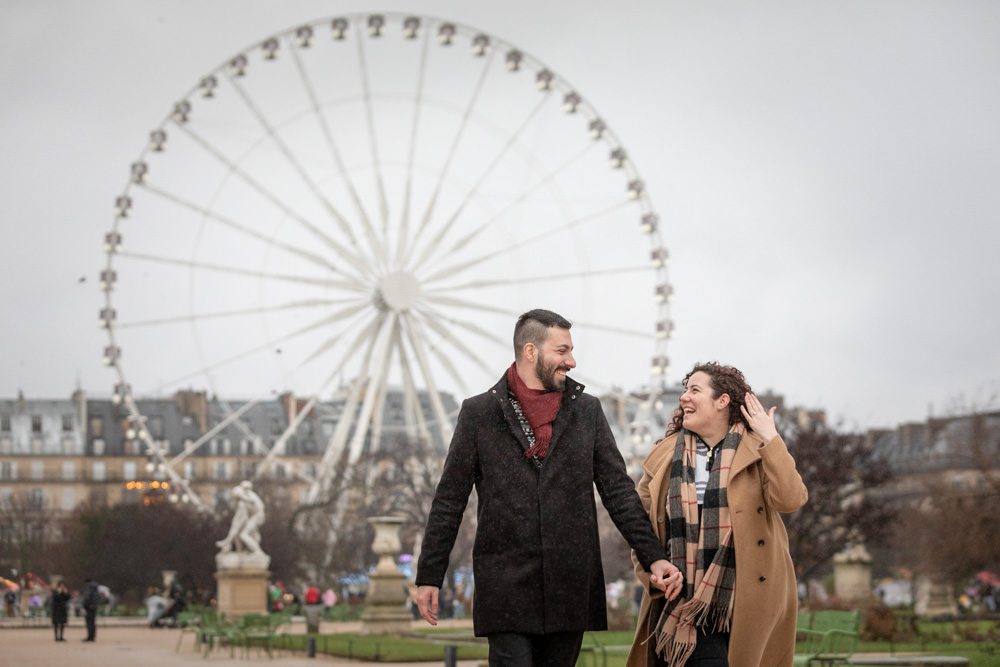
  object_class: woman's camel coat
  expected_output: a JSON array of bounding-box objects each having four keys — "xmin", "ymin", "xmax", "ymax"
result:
[{"xmin": 626, "ymin": 430, "xmax": 808, "ymax": 667}]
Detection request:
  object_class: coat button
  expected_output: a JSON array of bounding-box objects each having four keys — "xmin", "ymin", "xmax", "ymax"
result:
[
  {"xmin": 757, "ymin": 506, "xmax": 764, "ymax": 514},
  {"xmin": 757, "ymin": 539, "xmax": 765, "ymax": 547},
  {"xmin": 759, "ymin": 576, "xmax": 766, "ymax": 582},
  {"xmin": 571, "ymin": 394, "xmax": 577, "ymax": 399}
]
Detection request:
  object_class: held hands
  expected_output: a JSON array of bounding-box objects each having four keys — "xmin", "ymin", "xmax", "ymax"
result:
[
  {"xmin": 741, "ymin": 393, "xmax": 778, "ymax": 442},
  {"xmin": 649, "ymin": 559, "xmax": 684, "ymax": 601},
  {"xmin": 415, "ymin": 585, "xmax": 439, "ymax": 626}
]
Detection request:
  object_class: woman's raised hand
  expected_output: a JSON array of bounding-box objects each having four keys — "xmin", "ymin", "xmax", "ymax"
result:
[{"xmin": 741, "ymin": 392, "xmax": 778, "ymax": 442}]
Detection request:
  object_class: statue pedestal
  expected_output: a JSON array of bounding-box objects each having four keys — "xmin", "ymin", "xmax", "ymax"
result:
[
  {"xmin": 215, "ymin": 552, "xmax": 271, "ymax": 618},
  {"xmin": 360, "ymin": 516, "xmax": 412, "ymax": 635},
  {"xmin": 914, "ymin": 575, "xmax": 956, "ymax": 618},
  {"xmin": 833, "ymin": 543, "xmax": 874, "ymax": 603}
]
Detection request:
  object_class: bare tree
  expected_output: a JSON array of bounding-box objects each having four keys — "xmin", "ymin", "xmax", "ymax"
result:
[
  {"xmin": 783, "ymin": 422, "xmax": 895, "ymax": 581},
  {"xmin": 891, "ymin": 410, "xmax": 1000, "ymax": 585},
  {"xmin": 0, "ymin": 490, "xmax": 60, "ymax": 585}
]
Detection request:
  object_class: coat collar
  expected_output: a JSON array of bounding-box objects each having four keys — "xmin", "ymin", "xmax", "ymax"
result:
[
  {"xmin": 643, "ymin": 427, "xmax": 770, "ymax": 523},
  {"xmin": 490, "ymin": 371, "xmax": 585, "ymax": 457}
]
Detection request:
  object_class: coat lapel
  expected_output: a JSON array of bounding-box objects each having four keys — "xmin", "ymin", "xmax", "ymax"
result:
[
  {"xmin": 546, "ymin": 377, "xmax": 583, "ymax": 457},
  {"xmin": 493, "ymin": 374, "xmax": 533, "ymax": 453}
]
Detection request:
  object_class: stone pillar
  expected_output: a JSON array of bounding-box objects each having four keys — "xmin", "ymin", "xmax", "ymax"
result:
[
  {"xmin": 360, "ymin": 516, "xmax": 412, "ymax": 635},
  {"xmin": 833, "ymin": 543, "xmax": 873, "ymax": 603},
  {"xmin": 914, "ymin": 575, "xmax": 956, "ymax": 618},
  {"xmin": 215, "ymin": 552, "xmax": 270, "ymax": 618}
]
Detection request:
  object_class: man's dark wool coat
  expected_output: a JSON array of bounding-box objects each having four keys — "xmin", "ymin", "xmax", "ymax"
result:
[{"xmin": 416, "ymin": 372, "xmax": 666, "ymax": 636}]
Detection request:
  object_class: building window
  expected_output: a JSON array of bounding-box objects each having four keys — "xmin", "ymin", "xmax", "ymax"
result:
[
  {"xmin": 0, "ymin": 462, "xmax": 16, "ymax": 480},
  {"xmin": 0, "ymin": 414, "xmax": 9, "ymax": 431},
  {"xmin": 89, "ymin": 416, "xmax": 103, "ymax": 437},
  {"xmin": 183, "ymin": 461, "xmax": 196, "ymax": 480},
  {"xmin": 274, "ymin": 463, "xmax": 287, "ymax": 480},
  {"xmin": 213, "ymin": 487, "xmax": 230, "ymax": 511},
  {"xmin": 93, "ymin": 439, "xmax": 105, "ymax": 455},
  {"xmin": 92, "ymin": 461, "xmax": 106, "ymax": 481},
  {"xmin": 241, "ymin": 463, "xmax": 257, "ymax": 479},
  {"xmin": 302, "ymin": 463, "xmax": 316, "ymax": 479},
  {"xmin": 62, "ymin": 461, "xmax": 75, "ymax": 480},
  {"xmin": 28, "ymin": 488, "xmax": 45, "ymax": 510},
  {"xmin": 31, "ymin": 415, "xmax": 42, "ymax": 433},
  {"xmin": 62, "ymin": 414, "xmax": 74, "ymax": 432},
  {"xmin": 214, "ymin": 462, "xmax": 231, "ymax": 480},
  {"xmin": 31, "ymin": 461, "xmax": 44, "ymax": 480},
  {"xmin": 123, "ymin": 461, "xmax": 137, "ymax": 481},
  {"xmin": 149, "ymin": 416, "xmax": 164, "ymax": 439},
  {"xmin": 61, "ymin": 487, "xmax": 75, "ymax": 511}
]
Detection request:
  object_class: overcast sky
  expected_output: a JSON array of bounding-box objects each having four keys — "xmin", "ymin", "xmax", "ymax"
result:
[{"xmin": 2, "ymin": 0, "xmax": 999, "ymax": 432}]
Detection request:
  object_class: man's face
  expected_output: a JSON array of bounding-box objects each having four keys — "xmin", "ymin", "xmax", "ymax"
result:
[{"xmin": 534, "ymin": 327, "xmax": 576, "ymax": 391}]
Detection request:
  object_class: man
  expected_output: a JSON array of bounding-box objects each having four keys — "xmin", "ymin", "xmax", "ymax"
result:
[
  {"xmin": 82, "ymin": 579, "xmax": 100, "ymax": 642},
  {"xmin": 416, "ymin": 309, "xmax": 681, "ymax": 667}
]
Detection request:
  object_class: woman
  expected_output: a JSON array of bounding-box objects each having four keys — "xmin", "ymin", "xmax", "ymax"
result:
[
  {"xmin": 50, "ymin": 581, "xmax": 71, "ymax": 642},
  {"xmin": 627, "ymin": 362, "xmax": 808, "ymax": 667}
]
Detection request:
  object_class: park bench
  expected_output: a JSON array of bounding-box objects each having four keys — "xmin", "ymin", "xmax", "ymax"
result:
[{"xmin": 794, "ymin": 609, "xmax": 860, "ymax": 666}]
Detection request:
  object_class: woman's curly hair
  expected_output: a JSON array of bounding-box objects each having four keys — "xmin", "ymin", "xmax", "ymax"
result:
[{"xmin": 665, "ymin": 361, "xmax": 753, "ymax": 436}]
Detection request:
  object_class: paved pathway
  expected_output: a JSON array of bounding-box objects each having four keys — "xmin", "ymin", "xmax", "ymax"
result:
[{"xmin": 0, "ymin": 617, "xmax": 483, "ymax": 667}]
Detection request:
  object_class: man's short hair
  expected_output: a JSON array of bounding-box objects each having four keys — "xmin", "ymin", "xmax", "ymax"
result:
[{"xmin": 514, "ymin": 309, "xmax": 572, "ymax": 359}]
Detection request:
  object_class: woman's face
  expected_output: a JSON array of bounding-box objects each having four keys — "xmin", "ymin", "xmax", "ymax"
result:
[{"xmin": 679, "ymin": 371, "xmax": 729, "ymax": 436}]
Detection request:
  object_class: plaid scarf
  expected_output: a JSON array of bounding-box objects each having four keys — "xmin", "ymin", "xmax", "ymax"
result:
[{"xmin": 653, "ymin": 425, "xmax": 741, "ymax": 666}]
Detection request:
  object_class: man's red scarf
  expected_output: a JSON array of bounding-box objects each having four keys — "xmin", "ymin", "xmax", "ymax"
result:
[{"xmin": 506, "ymin": 363, "xmax": 563, "ymax": 459}]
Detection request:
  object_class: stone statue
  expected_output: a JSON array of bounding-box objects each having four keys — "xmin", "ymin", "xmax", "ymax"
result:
[{"xmin": 216, "ymin": 480, "xmax": 265, "ymax": 555}]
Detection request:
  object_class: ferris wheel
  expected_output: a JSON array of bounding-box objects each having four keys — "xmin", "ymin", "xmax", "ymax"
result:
[{"xmin": 99, "ymin": 12, "xmax": 673, "ymax": 510}]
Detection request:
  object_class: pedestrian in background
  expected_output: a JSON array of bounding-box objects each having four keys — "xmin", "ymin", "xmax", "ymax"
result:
[
  {"xmin": 82, "ymin": 579, "xmax": 100, "ymax": 642},
  {"xmin": 50, "ymin": 581, "xmax": 70, "ymax": 642}
]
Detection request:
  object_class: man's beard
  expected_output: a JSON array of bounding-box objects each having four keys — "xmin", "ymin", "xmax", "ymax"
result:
[{"xmin": 535, "ymin": 354, "xmax": 568, "ymax": 392}]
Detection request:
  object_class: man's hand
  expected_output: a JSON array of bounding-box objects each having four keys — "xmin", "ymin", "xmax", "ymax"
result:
[
  {"xmin": 649, "ymin": 559, "xmax": 685, "ymax": 601},
  {"xmin": 415, "ymin": 585, "xmax": 439, "ymax": 626}
]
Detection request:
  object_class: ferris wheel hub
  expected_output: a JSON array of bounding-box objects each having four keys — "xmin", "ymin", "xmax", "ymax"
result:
[{"xmin": 376, "ymin": 270, "xmax": 422, "ymax": 312}]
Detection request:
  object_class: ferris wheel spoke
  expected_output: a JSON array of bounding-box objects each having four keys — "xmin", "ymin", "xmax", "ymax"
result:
[
  {"xmin": 567, "ymin": 319, "xmax": 657, "ymax": 339},
  {"xmin": 428, "ymin": 309, "xmax": 509, "ymax": 350},
  {"xmin": 421, "ymin": 293, "xmax": 521, "ymax": 320},
  {"xmin": 409, "ymin": 91, "xmax": 552, "ymax": 273},
  {"xmin": 421, "ymin": 142, "xmax": 599, "ymax": 270},
  {"xmin": 414, "ymin": 306, "xmax": 496, "ymax": 383},
  {"xmin": 150, "ymin": 304, "xmax": 368, "ymax": 392},
  {"xmin": 115, "ymin": 298, "xmax": 345, "ymax": 330},
  {"xmin": 118, "ymin": 250, "xmax": 368, "ymax": 292},
  {"xmin": 346, "ymin": 315, "xmax": 399, "ymax": 462},
  {"xmin": 257, "ymin": 393, "xmax": 322, "ymax": 478},
  {"xmin": 401, "ymin": 312, "xmax": 455, "ymax": 445},
  {"xmin": 169, "ymin": 397, "xmax": 263, "ymax": 467},
  {"xmin": 395, "ymin": 331, "xmax": 433, "ymax": 445},
  {"xmin": 313, "ymin": 312, "xmax": 387, "ymax": 493},
  {"xmin": 395, "ymin": 29, "xmax": 432, "ymax": 271},
  {"xmin": 426, "ymin": 264, "xmax": 653, "ymax": 292},
  {"xmin": 173, "ymin": 122, "xmax": 374, "ymax": 278},
  {"xmin": 285, "ymin": 38, "xmax": 383, "ymax": 262},
  {"xmin": 403, "ymin": 49, "xmax": 498, "ymax": 265},
  {"xmin": 421, "ymin": 201, "xmax": 629, "ymax": 285},
  {"xmin": 141, "ymin": 182, "xmax": 350, "ymax": 278},
  {"xmin": 221, "ymin": 70, "xmax": 376, "ymax": 269},
  {"xmin": 354, "ymin": 22, "xmax": 391, "ymax": 249}
]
